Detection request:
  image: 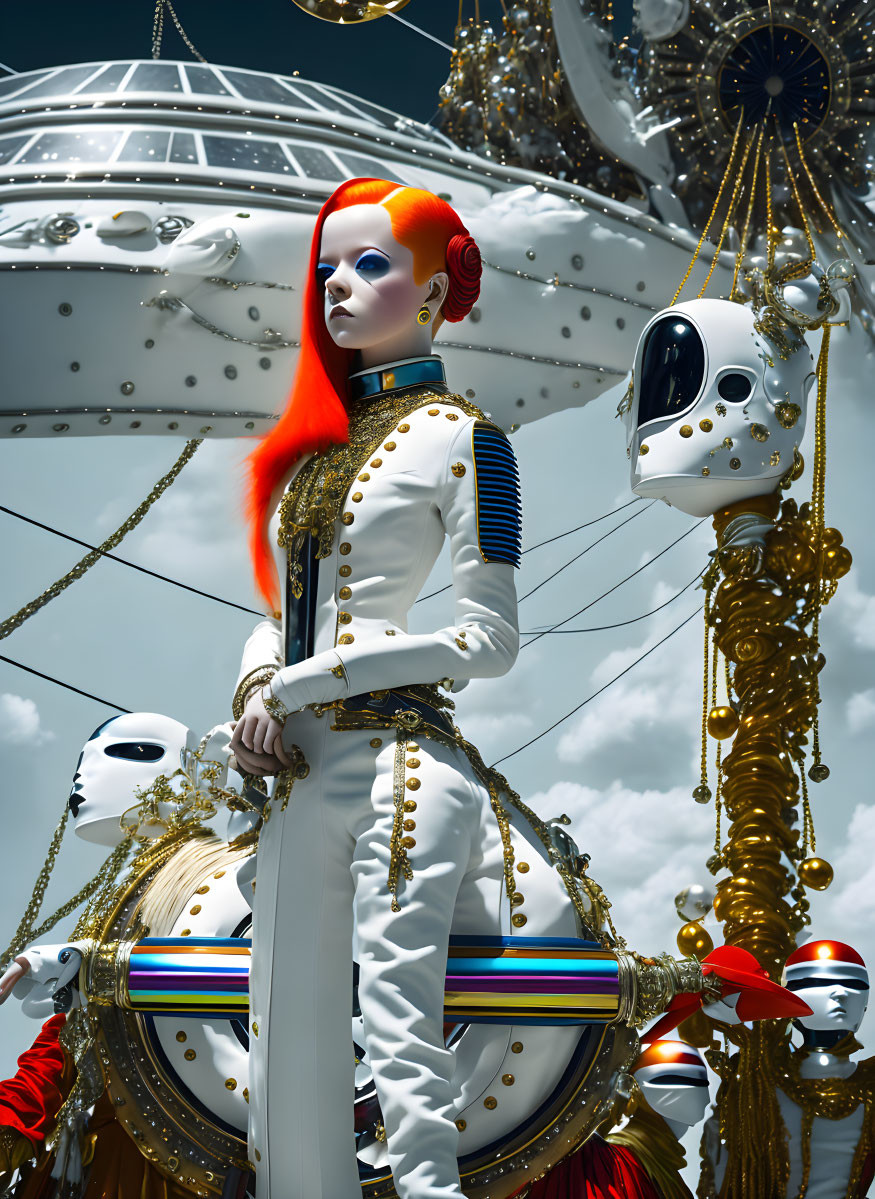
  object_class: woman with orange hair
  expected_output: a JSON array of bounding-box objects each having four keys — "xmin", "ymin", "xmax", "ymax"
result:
[{"xmin": 229, "ymin": 179, "xmax": 523, "ymax": 1199}]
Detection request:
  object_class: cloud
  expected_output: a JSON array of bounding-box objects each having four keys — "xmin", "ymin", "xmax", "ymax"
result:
[
  {"xmin": 810, "ymin": 803, "xmax": 875, "ymax": 976},
  {"xmin": 846, "ymin": 689, "xmax": 875, "ymax": 736},
  {"xmin": 831, "ymin": 575, "xmax": 875, "ymax": 652},
  {"xmin": 0, "ymin": 694, "xmax": 54, "ymax": 746},
  {"xmin": 554, "ymin": 584, "xmax": 705, "ymax": 788},
  {"xmin": 520, "ymin": 778, "xmax": 714, "ymax": 951}
]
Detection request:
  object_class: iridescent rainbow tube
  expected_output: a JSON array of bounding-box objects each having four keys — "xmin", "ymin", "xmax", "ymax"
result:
[{"xmin": 121, "ymin": 935, "xmax": 621, "ymax": 1025}]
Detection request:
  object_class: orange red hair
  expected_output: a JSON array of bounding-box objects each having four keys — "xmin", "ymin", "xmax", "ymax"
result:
[{"xmin": 246, "ymin": 178, "xmax": 482, "ymax": 610}]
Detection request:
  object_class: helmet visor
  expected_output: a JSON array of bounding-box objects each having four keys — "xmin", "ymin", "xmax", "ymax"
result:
[{"xmin": 637, "ymin": 316, "xmax": 705, "ymax": 429}]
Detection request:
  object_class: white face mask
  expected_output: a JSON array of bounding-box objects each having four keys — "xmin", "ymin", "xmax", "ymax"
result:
[
  {"xmin": 793, "ymin": 981, "xmax": 869, "ymax": 1035},
  {"xmin": 626, "ymin": 297, "xmax": 815, "ymax": 517},
  {"xmin": 70, "ymin": 712, "xmax": 189, "ymax": 846}
]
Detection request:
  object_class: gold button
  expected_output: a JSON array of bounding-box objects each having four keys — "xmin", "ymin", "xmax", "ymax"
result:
[
  {"xmin": 358, "ymin": 472, "xmax": 370, "ymax": 482},
  {"xmin": 341, "ymin": 512, "xmax": 354, "ymax": 525},
  {"xmin": 214, "ymin": 870, "xmax": 225, "ymax": 879},
  {"xmin": 511, "ymin": 913, "xmax": 528, "ymax": 927},
  {"xmin": 406, "ymin": 757, "xmax": 420, "ymax": 768},
  {"xmin": 398, "ymin": 423, "xmax": 410, "ymax": 432},
  {"xmin": 403, "ymin": 819, "xmax": 416, "ymax": 831},
  {"xmin": 339, "ymin": 633, "xmax": 355, "ymax": 644},
  {"xmin": 295, "ymin": 763, "xmax": 310, "ymax": 779},
  {"xmin": 385, "ymin": 629, "xmax": 396, "ymax": 635},
  {"xmin": 370, "ymin": 738, "xmax": 383, "ymax": 748},
  {"xmin": 405, "ymin": 778, "xmax": 421, "ymax": 791},
  {"xmin": 338, "ymin": 611, "xmax": 352, "ymax": 624},
  {"xmin": 180, "ymin": 929, "xmax": 191, "ymax": 936},
  {"xmin": 428, "ymin": 408, "xmax": 439, "ymax": 416},
  {"xmin": 252, "ymin": 1022, "xmax": 259, "ymax": 1036},
  {"xmin": 254, "ymin": 1150, "xmax": 261, "ymax": 1163},
  {"xmin": 511, "ymin": 1041, "xmax": 524, "ymax": 1054},
  {"xmin": 339, "ymin": 564, "xmax": 351, "ymax": 577},
  {"xmin": 225, "ymin": 1078, "xmax": 237, "ymax": 1091},
  {"xmin": 184, "ymin": 1049, "xmax": 196, "ymax": 1061},
  {"xmin": 455, "ymin": 638, "xmax": 469, "ymax": 651},
  {"xmin": 189, "ymin": 904, "xmax": 202, "ymax": 915},
  {"xmin": 408, "ymin": 741, "xmax": 420, "ymax": 750},
  {"xmin": 403, "ymin": 799, "xmax": 417, "ymax": 812},
  {"xmin": 446, "ymin": 413, "xmax": 459, "ymax": 421},
  {"xmin": 484, "ymin": 1096, "xmax": 497, "ymax": 1110},
  {"xmin": 502, "ymin": 1073, "xmax": 515, "ymax": 1086},
  {"xmin": 176, "ymin": 1031, "xmax": 187, "ymax": 1043},
  {"xmin": 196, "ymin": 885, "xmax": 209, "ymax": 894},
  {"xmin": 639, "ymin": 444, "xmax": 649, "ymax": 455},
  {"xmin": 382, "ymin": 370, "xmax": 396, "ymax": 389},
  {"xmin": 455, "ymin": 1118, "xmax": 467, "ymax": 1131},
  {"xmin": 340, "ymin": 542, "xmax": 351, "ymax": 555},
  {"xmin": 699, "ymin": 418, "xmax": 713, "ymax": 432},
  {"xmin": 401, "ymin": 836, "xmax": 416, "ymax": 848},
  {"xmin": 243, "ymin": 1088, "xmax": 250, "ymax": 1103},
  {"xmin": 384, "ymin": 441, "xmax": 396, "ymax": 451},
  {"xmin": 352, "ymin": 491, "xmax": 363, "ymax": 502},
  {"xmin": 339, "ymin": 586, "xmax": 352, "ymax": 600},
  {"xmin": 517, "ymin": 862, "xmax": 530, "ymax": 873},
  {"xmin": 371, "ymin": 458, "xmax": 382, "ymax": 467},
  {"xmin": 511, "ymin": 892, "xmax": 525, "ymax": 906},
  {"xmin": 679, "ymin": 424, "xmax": 693, "ymax": 438},
  {"xmin": 451, "ymin": 462, "xmax": 466, "ymax": 477}
]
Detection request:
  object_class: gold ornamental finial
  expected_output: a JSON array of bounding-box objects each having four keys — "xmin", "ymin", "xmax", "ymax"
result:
[{"xmin": 290, "ymin": 0, "xmax": 413, "ymax": 22}]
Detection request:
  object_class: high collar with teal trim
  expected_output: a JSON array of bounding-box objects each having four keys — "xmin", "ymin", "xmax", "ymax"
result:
[{"xmin": 348, "ymin": 356, "xmax": 446, "ymax": 402}]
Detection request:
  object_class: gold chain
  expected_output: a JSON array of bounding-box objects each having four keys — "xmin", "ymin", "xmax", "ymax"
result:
[
  {"xmin": 0, "ymin": 805, "xmax": 69, "ymax": 971},
  {"xmin": 780, "ymin": 135, "xmax": 816, "ymax": 263},
  {"xmin": 765, "ymin": 147, "xmax": 777, "ymax": 271},
  {"xmin": 671, "ymin": 111, "xmax": 744, "ymax": 307},
  {"xmin": 697, "ymin": 130, "xmax": 756, "ymax": 299},
  {"xmin": 152, "ymin": 0, "xmax": 208, "ymax": 62},
  {"xmin": 794, "ymin": 123, "xmax": 845, "ymax": 243},
  {"xmin": 730, "ymin": 127, "xmax": 764, "ymax": 301},
  {"xmin": 0, "ymin": 439, "xmax": 201, "ymax": 643}
]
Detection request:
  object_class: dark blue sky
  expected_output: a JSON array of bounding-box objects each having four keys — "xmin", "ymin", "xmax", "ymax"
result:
[{"xmin": 2, "ymin": 1, "xmax": 509, "ymax": 123}]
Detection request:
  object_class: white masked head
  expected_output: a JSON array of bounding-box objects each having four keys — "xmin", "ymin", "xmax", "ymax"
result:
[
  {"xmin": 69, "ymin": 713, "xmax": 189, "ymax": 846},
  {"xmin": 633, "ymin": 1039, "xmax": 710, "ymax": 1134},
  {"xmin": 626, "ymin": 298, "xmax": 815, "ymax": 516},
  {"xmin": 783, "ymin": 940, "xmax": 869, "ymax": 1043}
]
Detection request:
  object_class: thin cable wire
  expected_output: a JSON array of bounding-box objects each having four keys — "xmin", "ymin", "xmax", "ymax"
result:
[
  {"xmin": 518, "ymin": 503, "xmax": 654, "ymax": 604},
  {"xmin": 0, "ymin": 505, "xmax": 262, "ymax": 617},
  {"xmin": 520, "ymin": 569, "xmax": 703, "ymax": 633},
  {"xmin": 386, "ymin": 11, "xmax": 454, "ymax": 50},
  {"xmin": 491, "ymin": 606, "xmax": 704, "ymax": 768},
  {"xmin": 522, "ymin": 520, "xmax": 706, "ymax": 649},
  {"xmin": 523, "ymin": 497, "xmax": 642, "ymax": 553},
  {"xmin": 0, "ymin": 654, "xmax": 130, "ymax": 713},
  {"xmin": 415, "ymin": 497, "xmax": 645, "ymax": 603}
]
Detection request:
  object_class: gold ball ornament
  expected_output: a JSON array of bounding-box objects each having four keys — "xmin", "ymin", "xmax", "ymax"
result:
[
  {"xmin": 677, "ymin": 922, "xmax": 714, "ymax": 958},
  {"xmin": 799, "ymin": 857, "xmax": 834, "ymax": 891},
  {"xmin": 290, "ymin": 0, "xmax": 412, "ymax": 21},
  {"xmin": 707, "ymin": 705, "xmax": 739, "ymax": 740}
]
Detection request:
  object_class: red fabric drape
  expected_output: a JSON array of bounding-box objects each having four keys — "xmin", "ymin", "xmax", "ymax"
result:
[
  {"xmin": 0, "ymin": 1014, "xmax": 68, "ymax": 1146},
  {"xmin": 516, "ymin": 1136, "xmax": 661, "ymax": 1199}
]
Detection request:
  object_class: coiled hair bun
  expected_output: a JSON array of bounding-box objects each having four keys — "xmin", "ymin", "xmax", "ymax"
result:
[{"xmin": 442, "ymin": 232, "xmax": 482, "ymax": 323}]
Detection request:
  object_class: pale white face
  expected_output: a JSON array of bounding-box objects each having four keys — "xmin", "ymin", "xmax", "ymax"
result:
[
  {"xmin": 70, "ymin": 712, "xmax": 189, "ymax": 845},
  {"xmin": 317, "ymin": 204, "xmax": 447, "ymax": 363},
  {"xmin": 794, "ymin": 981, "xmax": 869, "ymax": 1034}
]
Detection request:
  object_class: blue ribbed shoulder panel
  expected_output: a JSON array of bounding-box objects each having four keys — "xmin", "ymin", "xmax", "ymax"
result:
[{"xmin": 471, "ymin": 421, "xmax": 522, "ymax": 568}]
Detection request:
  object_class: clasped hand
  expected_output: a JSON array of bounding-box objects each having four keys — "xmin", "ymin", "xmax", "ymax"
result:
[{"xmin": 230, "ymin": 690, "xmax": 297, "ymax": 776}]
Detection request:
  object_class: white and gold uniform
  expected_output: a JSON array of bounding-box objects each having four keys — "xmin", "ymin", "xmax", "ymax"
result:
[{"xmin": 234, "ymin": 358, "xmax": 540, "ymax": 1199}]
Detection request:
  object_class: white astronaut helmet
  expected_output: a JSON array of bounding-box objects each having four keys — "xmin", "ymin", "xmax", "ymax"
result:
[
  {"xmin": 632, "ymin": 1038, "xmax": 710, "ymax": 1134},
  {"xmin": 69, "ymin": 712, "xmax": 190, "ymax": 846},
  {"xmin": 626, "ymin": 298, "xmax": 816, "ymax": 517},
  {"xmin": 783, "ymin": 939, "xmax": 869, "ymax": 1045}
]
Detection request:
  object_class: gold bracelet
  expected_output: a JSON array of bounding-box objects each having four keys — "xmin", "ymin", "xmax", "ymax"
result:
[
  {"xmin": 232, "ymin": 666, "xmax": 278, "ymax": 720},
  {"xmin": 262, "ymin": 688, "xmax": 291, "ymax": 724}
]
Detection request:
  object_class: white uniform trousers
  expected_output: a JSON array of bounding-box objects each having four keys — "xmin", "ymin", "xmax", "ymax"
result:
[{"xmin": 248, "ymin": 708, "xmax": 506, "ymax": 1199}]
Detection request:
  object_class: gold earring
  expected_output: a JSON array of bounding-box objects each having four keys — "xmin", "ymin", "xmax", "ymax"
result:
[{"xmin": 417, "ymin": 306, "xmax": 431, "ymax": 326}]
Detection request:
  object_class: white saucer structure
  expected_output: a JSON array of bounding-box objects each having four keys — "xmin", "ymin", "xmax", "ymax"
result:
[{"xmin": 0, "ymin": 60, "xmax": 732, "ymax": 437}]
